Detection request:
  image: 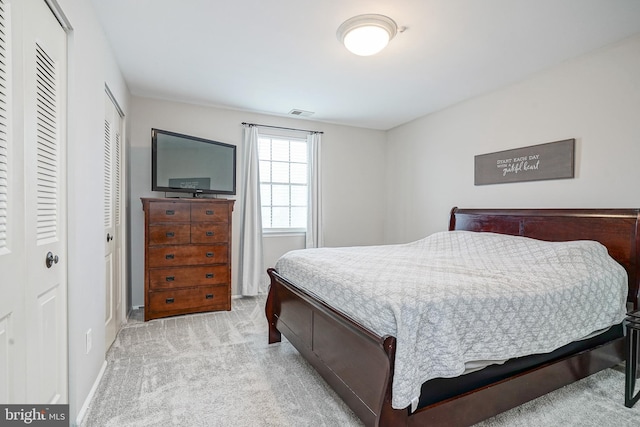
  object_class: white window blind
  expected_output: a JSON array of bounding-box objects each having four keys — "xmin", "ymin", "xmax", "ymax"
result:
[{"xmin": 258, "ymin": 135, "xmax": 308, "ymax": 230}]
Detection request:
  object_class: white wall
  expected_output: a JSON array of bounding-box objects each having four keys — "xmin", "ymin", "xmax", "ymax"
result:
[
  {"xmin": 57, "ymin": 0, "xmax": 130, "ymax": 423},
  {"xmin": 129, "ymin": 97, "xmax": 387, "ymax": 306},
  {"xmin": 385, "ymin": 34, "xmax": 640, "ymax": 244}
]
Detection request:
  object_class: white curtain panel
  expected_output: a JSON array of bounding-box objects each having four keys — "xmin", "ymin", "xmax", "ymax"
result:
[
  {"xmin": 306, "ymin": 132, "xmax": 323, "ymax": 248},
  {"xmin": 238, "ymin": 125, "xmax": 265, "ymax": 295}
]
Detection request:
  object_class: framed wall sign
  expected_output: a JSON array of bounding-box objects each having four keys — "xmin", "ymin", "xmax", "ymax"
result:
[{"xmin": 474, "ymin": 139, "xmax": 575, "ymax": 185}]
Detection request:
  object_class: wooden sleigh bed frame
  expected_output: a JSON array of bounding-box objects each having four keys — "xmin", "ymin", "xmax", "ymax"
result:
[{"xmin": 265, "ymin": 208, "xmax": 640, "ymax": 426}]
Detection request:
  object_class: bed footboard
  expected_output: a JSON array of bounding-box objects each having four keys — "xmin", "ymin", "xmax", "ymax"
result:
[{"xmin": 266, "ymin": 268, "xmax": 408, "ymax": 426}]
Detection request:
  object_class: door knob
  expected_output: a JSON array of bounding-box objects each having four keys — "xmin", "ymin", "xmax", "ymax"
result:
[
  {"xmin": 46, "ymin": 251, "xmax": 59, "ymax": 268},
  {"xmin": 107, "ymin": 233, "xmax": 114, "ymax": 242}
]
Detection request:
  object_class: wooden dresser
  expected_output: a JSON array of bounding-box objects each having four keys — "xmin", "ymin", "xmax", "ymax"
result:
[{"xmin": 141, "ymin": 197, "xmax": 234, "ymax": 321}]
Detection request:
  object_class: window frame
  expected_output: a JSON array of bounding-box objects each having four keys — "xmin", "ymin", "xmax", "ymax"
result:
[{"xmin": 258, "ymin": 130, "xmax": 309, "ymax": 234}]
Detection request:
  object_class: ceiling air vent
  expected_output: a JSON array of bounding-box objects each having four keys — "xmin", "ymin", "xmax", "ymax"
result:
[{"xmin": 288, "ymin": 109, "xmax": 314, "ymax": 117}]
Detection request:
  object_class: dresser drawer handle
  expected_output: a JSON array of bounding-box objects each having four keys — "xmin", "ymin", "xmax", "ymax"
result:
[
  {"xmin": 165, "ymin": 209, "xmax": 175, "ymax": 215},
  {"xmin": 165, "ymin": 254, "xmax": 175, "ymax": 260},
  {"xmin": 165, "ymin": 276, "xmax": 175, "ymax": 282},
  {"xmin": 166, "ymin": 231, "xmax": 175, "ymax": 237},
  {"xmin": 206, "ymin": 231, "xmax": 214, "ymax": 236},
  {"xmin": 206, "ymin": 273, "xmax": 214, "ymax": 279},
  {"xmin": 205, "ymin": 294, "xmax": 214, "ymax": 299},
  {"xmin": 165, "ymin": 298, "xmax": 175, "ymax": 304},
  {"xmin": 206, "ymin": 210, "xmax": 214, "ymax": 215},
  {"xmin": 206, "ymin": 252, "xmax": 214, "ymax": 258}
]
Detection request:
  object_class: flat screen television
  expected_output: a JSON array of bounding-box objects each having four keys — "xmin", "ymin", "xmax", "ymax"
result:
[{"xmin": 152, "ymin": 128, "xmax": 236, "ymax": 196}]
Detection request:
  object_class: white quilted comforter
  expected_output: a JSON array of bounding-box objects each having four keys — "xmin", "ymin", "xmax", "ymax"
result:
[{"xmin": 274, "ymin": 231, "xmax": 628, "ymax": 410}]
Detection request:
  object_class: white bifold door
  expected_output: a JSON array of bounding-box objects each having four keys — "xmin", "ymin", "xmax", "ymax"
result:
[
  {"xmin": 0, "ymin": 0, "xmax": 68, "ymax": 403},
  {"xmin": 104, "ymin": 91, "xmax": 123, "ymax": 350}
]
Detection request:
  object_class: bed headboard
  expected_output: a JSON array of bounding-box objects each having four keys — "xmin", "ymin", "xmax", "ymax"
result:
[{"xmin": 449, "ymin": 207, "xmax": 640, "ymax": 309}]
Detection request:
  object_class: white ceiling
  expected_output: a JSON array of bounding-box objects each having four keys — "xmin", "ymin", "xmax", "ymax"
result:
[{"xmin": 90, "ymin": 0, "xmax": 640, "ymax": 130}]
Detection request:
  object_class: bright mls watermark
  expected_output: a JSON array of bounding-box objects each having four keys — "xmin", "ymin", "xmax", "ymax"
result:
[{"xmin": 1, "ymin": 405, "xmax": 68, "ymax": 426}]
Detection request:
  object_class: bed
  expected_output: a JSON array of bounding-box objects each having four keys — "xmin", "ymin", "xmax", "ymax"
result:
[{"xmin": 265, "ymin": 208, "xmax": 640, "ymax": 426}]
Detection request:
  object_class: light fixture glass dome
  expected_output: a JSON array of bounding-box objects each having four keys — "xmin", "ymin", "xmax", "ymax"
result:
[{"xmin": 337, "ymin": 14, "xmax": 398, "ymax": 56}]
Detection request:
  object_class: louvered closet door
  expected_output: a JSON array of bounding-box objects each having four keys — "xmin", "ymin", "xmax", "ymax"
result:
[
  {"xmin": 22, "ymin": 0, "xmax": 68, "ymax": 403},
  {"xmin": 0, "ymin": 0, "xmax": 28, "ymax": 404},
  {"xmin": 104, "ymin": 91, "xmax": 123, "ymax": 350}
]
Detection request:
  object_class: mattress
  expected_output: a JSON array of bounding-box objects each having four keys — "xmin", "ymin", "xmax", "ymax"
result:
[{"xmin": 275, "ymin": 231, "xmax": 628, "ymax": 409}]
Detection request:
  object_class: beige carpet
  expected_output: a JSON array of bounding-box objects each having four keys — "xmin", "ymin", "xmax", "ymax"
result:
[{"xmin": 81, "ymin": 295, "xmax": 640, "ymax": 426}]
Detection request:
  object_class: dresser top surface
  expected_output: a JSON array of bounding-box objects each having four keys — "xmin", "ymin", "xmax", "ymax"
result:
[{"xmin": 141, "ymin": 197, "xmax": 235, "ymax": 206}]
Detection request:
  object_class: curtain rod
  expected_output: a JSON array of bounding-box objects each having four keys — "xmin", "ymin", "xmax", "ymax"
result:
[{"xmin": 241, "ymin": 122, "xmax": 323, "ymax": 134}]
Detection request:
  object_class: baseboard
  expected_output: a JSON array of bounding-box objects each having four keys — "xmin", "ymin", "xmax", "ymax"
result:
[{"xmin": 74, "ymin": 360, "xmax": 108, "ymax": 426}]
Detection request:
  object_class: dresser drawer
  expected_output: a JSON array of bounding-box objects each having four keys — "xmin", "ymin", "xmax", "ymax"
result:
[
  {"xmin": 148, "ymin": 224, "xmax": 190, "ymax": 245},
  {"xmin": 191, "ymin": 202, "xmax": 229, "ymax": 223},
  {"xmin": 190, "ymin": 223, "xmax": 229, "ymax": 243},
  {"xmin": 148, "ymin": 244, "xmax": 229, "ymax": 267},
  {"xmin": 147, "ymin": 285, "xmax": 229, "ymax": 314},
  {"xmin": 149, "ymin": 202, "xmax": 190, "ymax": 223},
  {"xmin": 149, "ymin": 265, "xmax": 230, "ymax": 290}
]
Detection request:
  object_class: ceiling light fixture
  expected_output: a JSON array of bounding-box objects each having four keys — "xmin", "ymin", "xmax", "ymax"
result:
[{"xmin": 337, "ymin": 14, "xmax": 398, "ymax": 56}]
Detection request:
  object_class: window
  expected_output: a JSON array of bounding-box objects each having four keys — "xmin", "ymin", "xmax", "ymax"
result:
[{"xmin": 259, "ymin": 134, "xmax": 308, "ymax": 231}]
